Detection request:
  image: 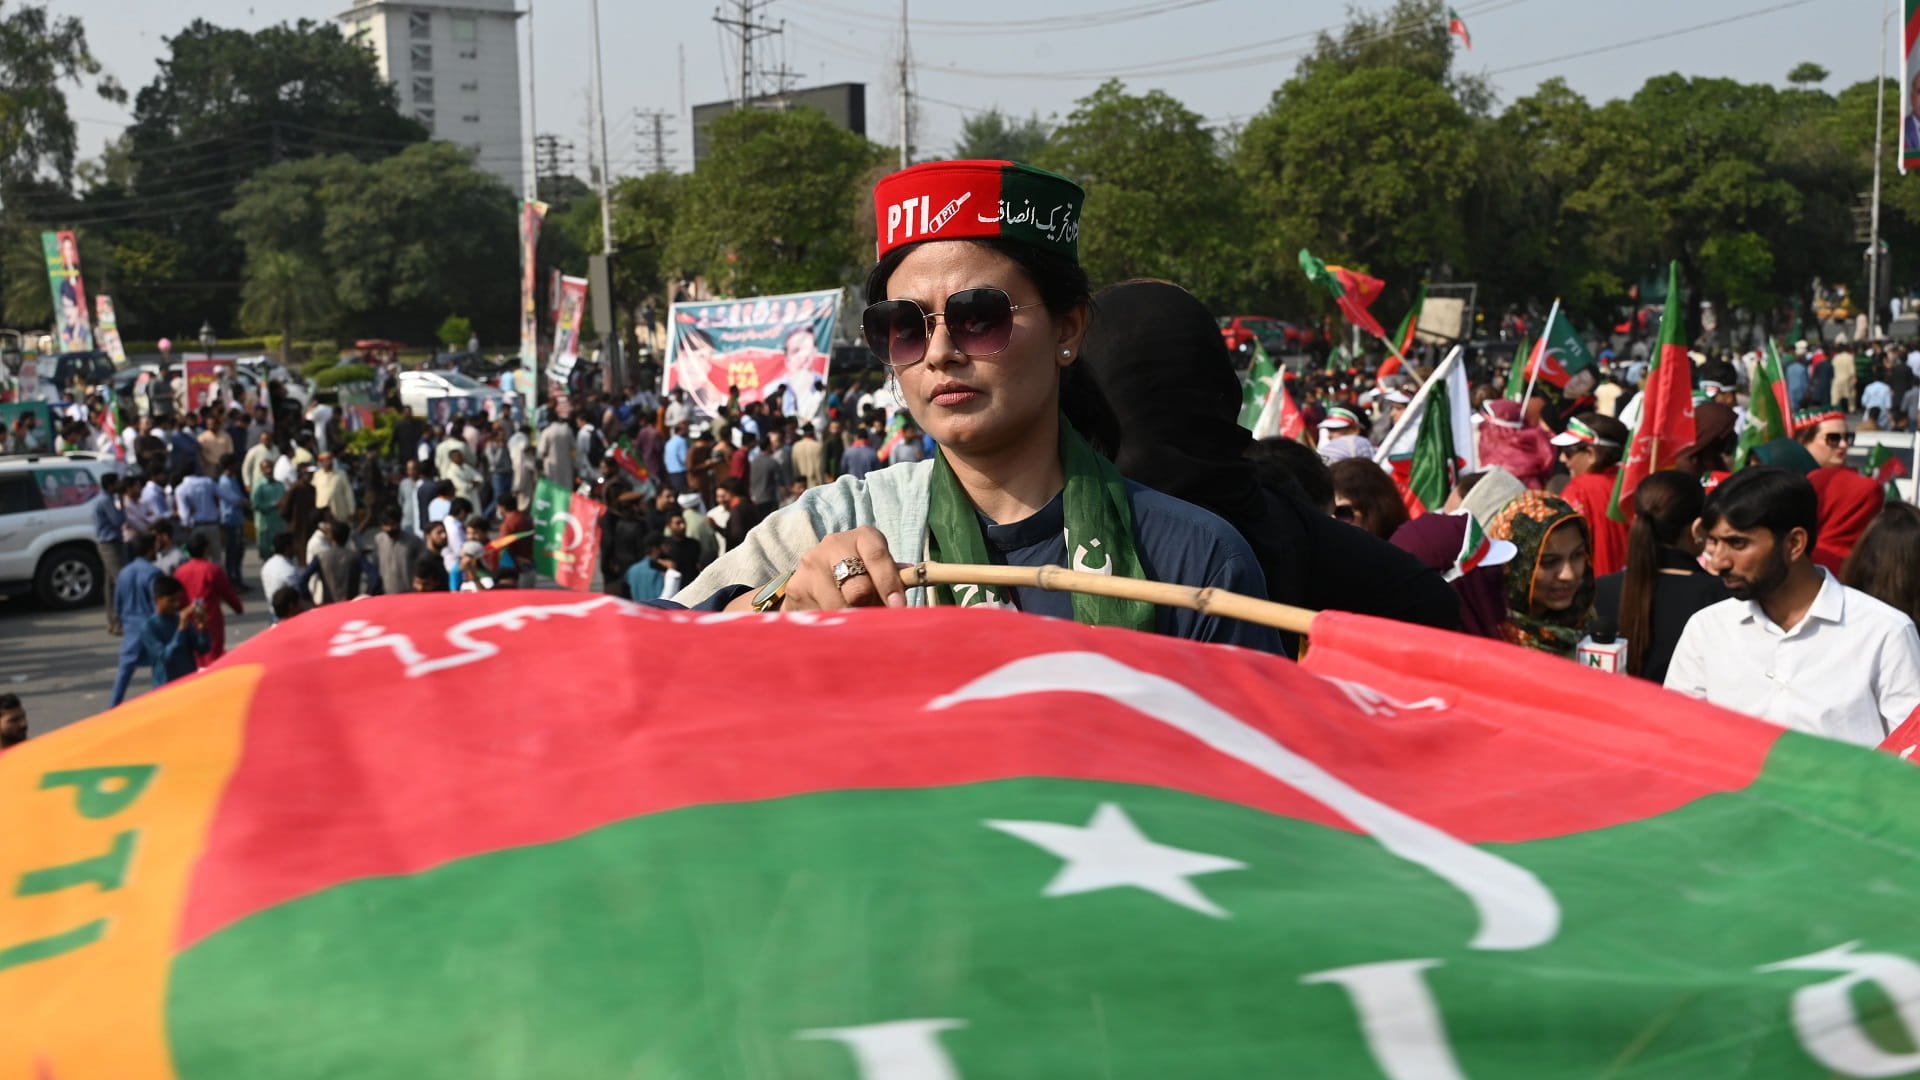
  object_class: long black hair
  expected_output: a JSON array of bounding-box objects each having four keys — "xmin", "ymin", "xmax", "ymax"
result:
[{"xmin": 864, "ymin": 237, "xmax": 1119, "ymax": 458}]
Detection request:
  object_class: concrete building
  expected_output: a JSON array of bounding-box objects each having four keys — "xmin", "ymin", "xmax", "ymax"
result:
[
  {"xmin": 337, "ymin": 0, "xmax": 525, "ymax": 196},
  {"xmin": 691, "ymin": 83, "xmax": 866, "ymax": 165}
]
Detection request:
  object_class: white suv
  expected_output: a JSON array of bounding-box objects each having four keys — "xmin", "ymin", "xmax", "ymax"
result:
[{"xmin": 0, "ymin": 452, "xmax": 119, "ymax": 609}]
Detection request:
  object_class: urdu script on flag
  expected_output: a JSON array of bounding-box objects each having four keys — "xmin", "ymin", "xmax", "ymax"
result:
[{"xmin": 10, "ymin": 595, "xmax": 1920, "ymax": 1077}]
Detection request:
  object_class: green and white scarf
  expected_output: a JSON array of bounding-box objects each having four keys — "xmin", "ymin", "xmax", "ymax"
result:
[{"xmin": 925, "ymin": 417, "xmax": 1153, "ymax": 632}]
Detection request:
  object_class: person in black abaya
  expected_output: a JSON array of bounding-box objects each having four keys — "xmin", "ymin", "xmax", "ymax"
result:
[{"xmin": 1080, "ymin": 279, "xmax": 1458, "ymax": 654}]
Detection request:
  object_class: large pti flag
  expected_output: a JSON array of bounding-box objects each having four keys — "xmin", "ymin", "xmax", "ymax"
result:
[
  {"xmin": 41, "ymin": 230, "xmax": 93, "ymax": 353},
  {"xmin": 532, "ymin": 476, "xmax": 600, "ymax": 590},
  {"xmin": 665, "ymin": 289, "xmax": 840, "ymax": 420},
  {"xmin": 94, "ymin": 295, "xmax": 126, "ymax": 366},
  {"xmin": 1905, "ymin": 0, "xmax": 1920, "ymax": 173},
  {"xmin": 518, "ymin": 198, "xmax": 548, "ymax": 385},
  {"xmin": 14, "ymin": 596, "xmax": 1920, "ymax": 1075}
]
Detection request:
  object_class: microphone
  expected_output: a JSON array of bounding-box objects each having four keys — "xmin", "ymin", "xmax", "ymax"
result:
[{"xmin": 1576, "ymin": 617, "xmax": 1630, "ymax": 674}]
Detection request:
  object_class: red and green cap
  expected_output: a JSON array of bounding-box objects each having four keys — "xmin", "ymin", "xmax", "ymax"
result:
[
  {"xmin": 1791, "ymin": 406, "xmax": 1845, "ymax": 435},
  {"xmin": 873, "ymin": 159, "xmax": 1084, "ymax": 263}
]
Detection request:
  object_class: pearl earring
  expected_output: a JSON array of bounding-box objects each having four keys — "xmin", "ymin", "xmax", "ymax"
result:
[{"xmin": 1060, "ymin": 349, "xmax": 1073, "ymax": 359}]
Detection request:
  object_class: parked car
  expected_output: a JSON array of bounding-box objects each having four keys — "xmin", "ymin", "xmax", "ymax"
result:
[
  {"xmin": 16, "ymin": 349, "xmax": 117, "ymax": 402},
  {"xmin": 0, "ymin": 451, "xmax": 117, "ymax": 608},
  {"xmin": 109, "ymin": 361, "xmax": 310, "ymax": 414},
  {"xmin": 1218, "ymin": 316, "xmax": 1320, "ymax": 360},
  {"xmin": 398, "ymin": 369, "xmax": 512, "ymax": 416}
]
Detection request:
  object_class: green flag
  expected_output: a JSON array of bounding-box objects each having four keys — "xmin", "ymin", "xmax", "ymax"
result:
[
  {"xmin": 1735, "ymin": 339, "xmax": 1793, "ymax": 469},
  {"xmin": 532, "ymin": 476, "xmax": 571, "ymax": 578},
  {"xmin": 1239, "ymin": 339, "xmax": 1279, "ymax": 431},
  {"xmin": 1503, "ymin": 335, "xmax": 1531, "ymax": 401},
  {"xmin": 1408, "ymin": 377, "xmax": 1455, "ymax": 512}
]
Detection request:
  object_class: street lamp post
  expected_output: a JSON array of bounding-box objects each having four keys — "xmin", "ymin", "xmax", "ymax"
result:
[{"xmin": 199, "ymin": 321, "xmax": 216, "ymax": 360}]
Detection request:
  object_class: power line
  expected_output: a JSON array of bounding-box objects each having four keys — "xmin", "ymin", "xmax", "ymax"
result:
[
  {"xmin": 713, "ymin": 0, "xmax": 785, "ymax": 107},
  {"xmin": 634, "ymin": 109, "xmax": 677, "ymax": 174},
  {"xmin": 787, "ymin": 0, "xmax": 1223, "ymax": 32},
  {"xmin": 1485, "ymin": 0, "xmax": 1819, "ymax": 77}
]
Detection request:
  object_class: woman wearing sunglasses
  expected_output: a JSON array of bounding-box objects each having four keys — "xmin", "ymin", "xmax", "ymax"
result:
[{"xmin": 673, "ymin": 160, "xmax": 1277, "ymax": 648}]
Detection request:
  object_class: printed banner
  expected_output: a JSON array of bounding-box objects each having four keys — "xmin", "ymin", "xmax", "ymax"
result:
[
  {"xmin": 41, "ymin": 230, "xmax": 93, "ymax": 354},
  {"xmin": 1906, "ymin": 0, "xmax": 1920, "ymax": 173},
  {"xmin": 15, "ymin": 598, "xmax": 1920, "ymax": 1076},
  {"xmin": 531, "ymin": 476, "xmax": 599, "ymax": 589},
  {"xmin": 549, "ymin": 267, "xmax": 563, "ymax": 338},
  {"xmin": 519, "ymin": 199, "xmax": 548, "ymax": 390},
  {"xmin": 337, "ymin": 388, "xmax": 376, "ymax": 433},
  {"xmin": 664, "ymin": 289, "xmax": 839, "ymax": 419},
  {"xmin": 94, "ymin": 295, "xmax": 126, "ymax": 366},
  {"xmin": 552, "ymin": 275, "xmax": 589, "ymax": 378},
  {"xmin": 182, "ymin": 359, "xmax": 229, "ymax": 414}
]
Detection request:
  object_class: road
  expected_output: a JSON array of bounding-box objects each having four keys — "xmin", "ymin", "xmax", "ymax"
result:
[{"xmin": 0, "ymin": 549, "xmax": 274, "ymax": 739}]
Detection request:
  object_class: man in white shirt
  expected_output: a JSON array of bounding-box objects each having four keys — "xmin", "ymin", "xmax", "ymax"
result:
[{"xmin": 1666, "ymin": 467, "xmax": 1920, "ymax": 746}]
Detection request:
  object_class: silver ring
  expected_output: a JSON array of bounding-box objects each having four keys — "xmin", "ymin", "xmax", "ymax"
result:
[{"xmin": 832, "ymin": 556, "xmax": 868, "ymax": 587}]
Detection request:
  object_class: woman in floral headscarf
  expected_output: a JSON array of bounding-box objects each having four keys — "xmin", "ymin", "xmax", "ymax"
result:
[{"xmin": 1487, "ymin": 490, "xmax": 1596, "ymax": 657}]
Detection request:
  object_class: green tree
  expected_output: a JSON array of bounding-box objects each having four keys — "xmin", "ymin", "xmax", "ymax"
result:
[
  {"xmin": 1036, "ymin": 81, "xmax": 1256, "ymax": 311},
  {"xmin": 437, "ymin": 314, "xmax": 473, "ymax": 349},
  {"xmin": 238, "ymin": 250, "xmax": 335, "ymax": 365},
  {"xmin": 953, "ymin": 108, "xmax": 1053, "ymax": 161},
  {"xmin": 0, "ymin": 2, "xmax": 122, "ymax": 192},
  {"xmin": 666, "ymin": 107, "xmax": 885, "ymax": 297},
  {"xmin": 122, "ymin": 18, "xmax": 428, "ymax": 332},
  {"xmin": 1787, "ymin": 62, "xmax": 1830, "ymax": 86},
  {"xmin": 603, "ymin": 170, "xmax": 687, "ymax": 323}
]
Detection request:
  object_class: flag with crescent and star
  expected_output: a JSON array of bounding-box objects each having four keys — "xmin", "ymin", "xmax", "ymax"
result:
[{"xmin": 10, "ymin": 596, "xmax": 1920, "ymax": 1077}]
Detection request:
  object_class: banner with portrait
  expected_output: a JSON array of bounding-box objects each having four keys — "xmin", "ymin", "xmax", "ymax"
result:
[
  {"xmin": 41, "ymin": 230, "xmax": 94, "ymax": 353},
  {"xmin": 519, "ymin": 199, "xmax": 548, "ymax": 387},
  {"xmin": 552, "ymin": 275, "xmax": 589, "ymax": 376},
  {"xmin": 94, "ymin": 295, "xmax": 126, "ymax": 365},
  {"xmin": 184, "ymin": 358, "xmax": 230, "ymax": 413},
  {"xmin": 664, "ymin": 289, "xmax": 840, "ymax": 419},
  {"xmin": 1907, "ymin": 0, "xmax": 1920, "ymax": 173}
]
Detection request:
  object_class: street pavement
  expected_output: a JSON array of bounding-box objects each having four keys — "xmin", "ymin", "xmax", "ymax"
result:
[{"xmin": 0, "ymin": 548, "xmax": 274, "ymax": 739}]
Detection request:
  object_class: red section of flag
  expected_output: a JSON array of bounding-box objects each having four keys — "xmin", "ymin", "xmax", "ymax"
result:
[
  {"xmin": 1329, "ymin": 264, "xmax": 1390, "ymax": 340},
  {"xmin": 175, "ymin": 599, "xmax": 1784, "ymax": 947},
  {"xmin": 611, "ymin": 445, "xmax": 647, "ymax": 483},
  {"xmin": 1877, "ymin": 454, "xmax": 1909, "ymax": 486},
  {"xmin": 1882, "ymin": 704, "xmax": 1920, "ymax": 763},
  {"xmin": 1614, "ymin": 262, "xmax": 1695, "ymax": 520},
  {"xmin": 1277, "ymin": 379, "xmax": 1306, "ymax": 441},
  {"xmin": 1377, "ymin": 354, "xmax": 1404, "ymax": 381}
]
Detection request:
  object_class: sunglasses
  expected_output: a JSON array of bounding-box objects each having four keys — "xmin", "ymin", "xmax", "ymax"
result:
[
  {"xmin": 1823, "ymin": 432, "xmax": 1854, "ymax": 448},
  {"xmin": 861, "ymin": 288, "xmax": 1041, "ymax": 368},
  {"xmin": 1333, "ymin": 504, "xmax": 1357, "ymax": 522}
]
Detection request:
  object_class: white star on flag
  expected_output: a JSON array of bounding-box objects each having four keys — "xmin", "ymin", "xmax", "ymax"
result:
[{"xmin": 984, "ymin": 802, "xmax": 1247, "ymax": 918}]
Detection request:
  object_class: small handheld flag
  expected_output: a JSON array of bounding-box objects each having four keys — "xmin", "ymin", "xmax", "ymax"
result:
[{"xmin": 1299, "ymin": 249, "xmax": 1389, "ymax": 342}]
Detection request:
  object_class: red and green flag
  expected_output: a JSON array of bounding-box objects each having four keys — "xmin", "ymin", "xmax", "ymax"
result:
[
  {"xmin": 1405, "ymin": 374, "xmax": 1457, "ymax": 514},
  {"xmin": 1867, "ymin": 443, "xmax": 1909, "ymax": 487},
  {"xmin": 14, "ymin": 596, "xmax": 1920, "ymax": 1075},
  {"xmin": 1383, "ymin": 354, "xmax": 1479, "ymax": 516},
  {"xmin": 1299, "ymin": 248, "xmax": 1389, "ymax": 341},
  {"xmin": 1735, "ymin": 339, "xmax": 1795, "ymax": 468},
  {"xmin": 611, "ymin": 437, "xmax": 648, "ymax": 484},
  {"xmin": 1609, "ymin": 260, "xmax": 1696, "ymax": 522},
  {"xmin": 1392, "ymin": 283, "xmax": 1426, "ymax": 360},
  {"xmin": 1250, "ymin": 365, "xmax": 1307, "ymax": 442},
  {"xmin": 1521, "ymin": 307, "xmax": 1595, "ymax": 394},
  {"xmin": 1448, "ymin": 5, "xmax": 1472, "ymax": 48},
  {"xmin": 532, "ymin": 476, "xmax": 602, "ymax": 591}
]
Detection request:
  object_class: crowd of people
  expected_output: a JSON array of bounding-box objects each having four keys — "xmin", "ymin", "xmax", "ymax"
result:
[{"xmin": 16, "ymin": 158, "xmax": 1920, "ymax": 756}]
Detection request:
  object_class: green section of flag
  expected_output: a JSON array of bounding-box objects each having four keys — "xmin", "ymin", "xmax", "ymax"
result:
[
  {"xmin": 1408, "ymin": 377, "xmax": 1454, "ymax": 512},
  {"xmin": 531, "ymin": 476, "xmax": 570, "ymax": 577},
  {"xmin": 1239, "ymin": 339, "xmax": 1279, "ymax": 431},
  {"xmin": 1736, "ymin": 339, "xmax": 1793, "ymax": 469},
  {"xmin": 1503, "ymin": 335, "xmax": 1530, "ymax": 402},
  {"xmin": 1536, "ymin": 313, "xmax": 1595, "ymax": 383},
  {"xmin": 1393, "ymin": 284, "xmax": 1426, "ymax": 357},
  {"xmin": 1298, "ymin": 248, "xmax": 1344, "ymax": 299},
  {"xmin": 168, "ymin": 736, "xmax": 1920, "ymax": 1078}
]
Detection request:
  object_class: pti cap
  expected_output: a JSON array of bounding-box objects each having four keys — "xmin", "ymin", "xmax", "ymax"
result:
[
  {"xmin": 1791, "ymin": 406, "xmax": 1844, "ymax": 434},
  {"xmin": 873, "ymin": 159, "xmax": 1084, "ymax": 263},
  {"xmin": 1549, "ymin": 417, "xmax": 1621, "ymax": 449},
  {"xmin": 1318, "ymin": 406, "xmax": 1362, "ymax": 431}
]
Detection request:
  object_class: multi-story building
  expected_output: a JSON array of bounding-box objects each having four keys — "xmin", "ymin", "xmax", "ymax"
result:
[{"xmin": 337, "ymin": 0, "xmax": 525, "ymax": 196}]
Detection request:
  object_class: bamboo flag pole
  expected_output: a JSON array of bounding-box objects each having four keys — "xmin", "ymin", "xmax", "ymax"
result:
[
  {"xmin": 1520, "ymin": 297, "xmax": 1562, "ymax": 409},
  {"xmin": 901, "ymin": 561, "xmax": 1319, "ymax": 638}
]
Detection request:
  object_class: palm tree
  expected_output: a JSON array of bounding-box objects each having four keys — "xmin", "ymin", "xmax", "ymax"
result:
[{"xmin": 238, "ymin": 250, "xmax": 334, "ymax": 366}]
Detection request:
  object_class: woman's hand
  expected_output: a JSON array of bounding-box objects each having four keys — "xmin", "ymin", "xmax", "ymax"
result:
[{"xmin": 780, "ymin": 526, "xmax": 909, "ymax": 611}]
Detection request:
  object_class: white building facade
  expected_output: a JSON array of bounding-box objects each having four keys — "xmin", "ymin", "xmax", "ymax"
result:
[{"xmin": 338, "ymin": 0, "xmax": 525, "ymax": 197}]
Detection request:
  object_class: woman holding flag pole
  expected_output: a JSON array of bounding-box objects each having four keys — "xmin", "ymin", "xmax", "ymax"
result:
[{"xmin": 674, "ymin": 160, "xmax": 1278, "ymax": 650}]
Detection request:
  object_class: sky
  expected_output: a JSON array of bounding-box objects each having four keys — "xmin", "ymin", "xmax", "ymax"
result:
[{"xmin": 59, "ymin": 0, "xmax": 1884, "ymax": 180}]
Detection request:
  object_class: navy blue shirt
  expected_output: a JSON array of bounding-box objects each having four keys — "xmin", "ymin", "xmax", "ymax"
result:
[{"xmin": 968, "ymin": 481, "xmax": 1279, "ymax": 651}]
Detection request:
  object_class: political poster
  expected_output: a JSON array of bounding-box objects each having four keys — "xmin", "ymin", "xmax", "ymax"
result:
[
  {"xmin": 664, "ymin": 289, "xmax": 839, "ymax": 419},
  {"xmin": 1905, "ymin": 0, "xmax": 1920, "ymax": 174},
  {"xmin": 552, "ymin": 276, "xmax": 589, "ymax": 380},
  {"xmin": 518, "ymin": 199, "xmax": 547, "ymax": 388},
  {"xmin": 337, "ymin": 388, "xmax": 376, "ymax": 432},
  {"xmin": 41, "ymin": 230, "xmax": 93, "ymax": 354},
  {"xmin": 94, "ymin": 296, "xmax": 127, "ymax": 365},
  {"xmin": 183, "ymin": 359, "xmax": 229, "ymax": 413}
]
